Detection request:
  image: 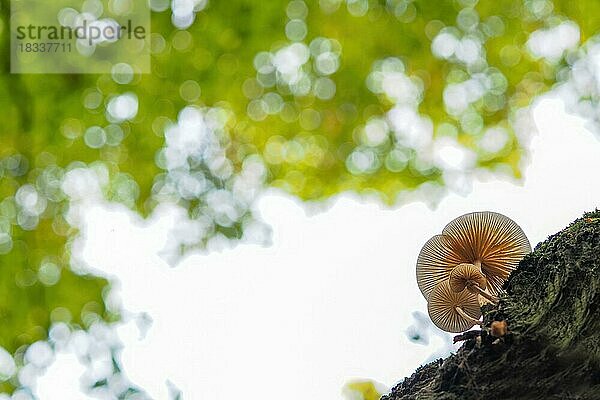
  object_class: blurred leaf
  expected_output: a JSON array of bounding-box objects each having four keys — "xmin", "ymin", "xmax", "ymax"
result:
[{"xmin": 343, "ymin": 379, "xmax": 387, "ymax": 400}]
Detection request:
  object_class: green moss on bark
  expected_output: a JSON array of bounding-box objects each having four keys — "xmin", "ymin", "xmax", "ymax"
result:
[
  {"xmin": 382, "ymin": 210, "xmax": 600, "ymax": 400},
  {"xmin": 503, "ymin": 211, "xmax": 600, "ymax": 356}
]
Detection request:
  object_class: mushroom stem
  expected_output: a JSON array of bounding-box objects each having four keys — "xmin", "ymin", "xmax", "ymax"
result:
[
  {"xmin": 454, "ymin": 306, "xmax": 482, "ymax": 326},
  {"xmin": 474, "ymin": 260, "xmax": 482, "ymax": 269},
  {"xmin": 468, "ymin": 283, "xmax": 499, "ymax": 304}
]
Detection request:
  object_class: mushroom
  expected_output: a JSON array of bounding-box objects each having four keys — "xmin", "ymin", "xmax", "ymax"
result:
[
  {"xmin": 427, "ymin": 279, "xmax": 482, "ymax": 333},
  {"xmin": 417, "ymin": 211, "xmax": 531, "ymax": 300},
  {"xmin": 490, "ymin": 320, "xmax": 508, "ymax": 338},
  {"xmin": 449, "ymin": 263, "xmax": 498, "ymax": 304}
]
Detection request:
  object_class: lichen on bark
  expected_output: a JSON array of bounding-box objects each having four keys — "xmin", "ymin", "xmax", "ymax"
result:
[{"xmin": 382, "ymin": 210, "xmax": 600, "ymax": 400}]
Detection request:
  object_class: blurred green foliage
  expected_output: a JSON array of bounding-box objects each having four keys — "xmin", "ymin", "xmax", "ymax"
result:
[{"xmin": 0, "ymin": 0, "xmax": 599, "ymax": 394}]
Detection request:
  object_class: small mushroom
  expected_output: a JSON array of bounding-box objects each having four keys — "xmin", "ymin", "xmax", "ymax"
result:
[
  {"xmin": 417, "ymin": 211, "xmax": 531, "ymax": 299},
  {"xmin": 427, "ymin": 280, "xmax": 482, "ymax": 333},
  {"xmin": 449, "ymin": 263, "xmax": 498, "ymax": 304},
  {"xmin": 490, "ymin": 320, "xmax": 508, "ymax": 337}
]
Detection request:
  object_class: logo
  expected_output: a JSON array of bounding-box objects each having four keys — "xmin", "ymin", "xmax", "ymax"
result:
[{"xmin": 10, "ymin": 0, "xmax": 151, "ymax": 74}]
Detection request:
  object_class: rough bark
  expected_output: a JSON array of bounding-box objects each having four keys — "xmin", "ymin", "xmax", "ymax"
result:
[{"xmin": 382, "ymin": 210, "xmax": 600, "ymax": 400}]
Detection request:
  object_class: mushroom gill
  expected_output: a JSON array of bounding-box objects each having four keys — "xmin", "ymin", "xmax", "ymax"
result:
[
  {"xmin": 449, "ymin": 263, "xmax": 487, "ymax": 292},
  {"xmin": 449, "ymin": 263, "xmax": 498, "ymax": 304},
  {"xmin": 416, "ymin": 234, "xmax": 464, "ymax": 300},
  {"xmin": 427, "ymin": 280, "xmax": 482, "ymax": 333}
]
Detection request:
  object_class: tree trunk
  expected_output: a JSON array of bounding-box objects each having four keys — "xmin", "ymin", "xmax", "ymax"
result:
[{"xmin": 382, "ymin": 211, "xmax": 600, "ymax": 400}]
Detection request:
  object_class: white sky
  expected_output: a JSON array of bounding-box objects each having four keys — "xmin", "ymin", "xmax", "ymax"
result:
[{"xmin": 33, "ymin": 95, "xmax": 600, "ymax": 400}]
